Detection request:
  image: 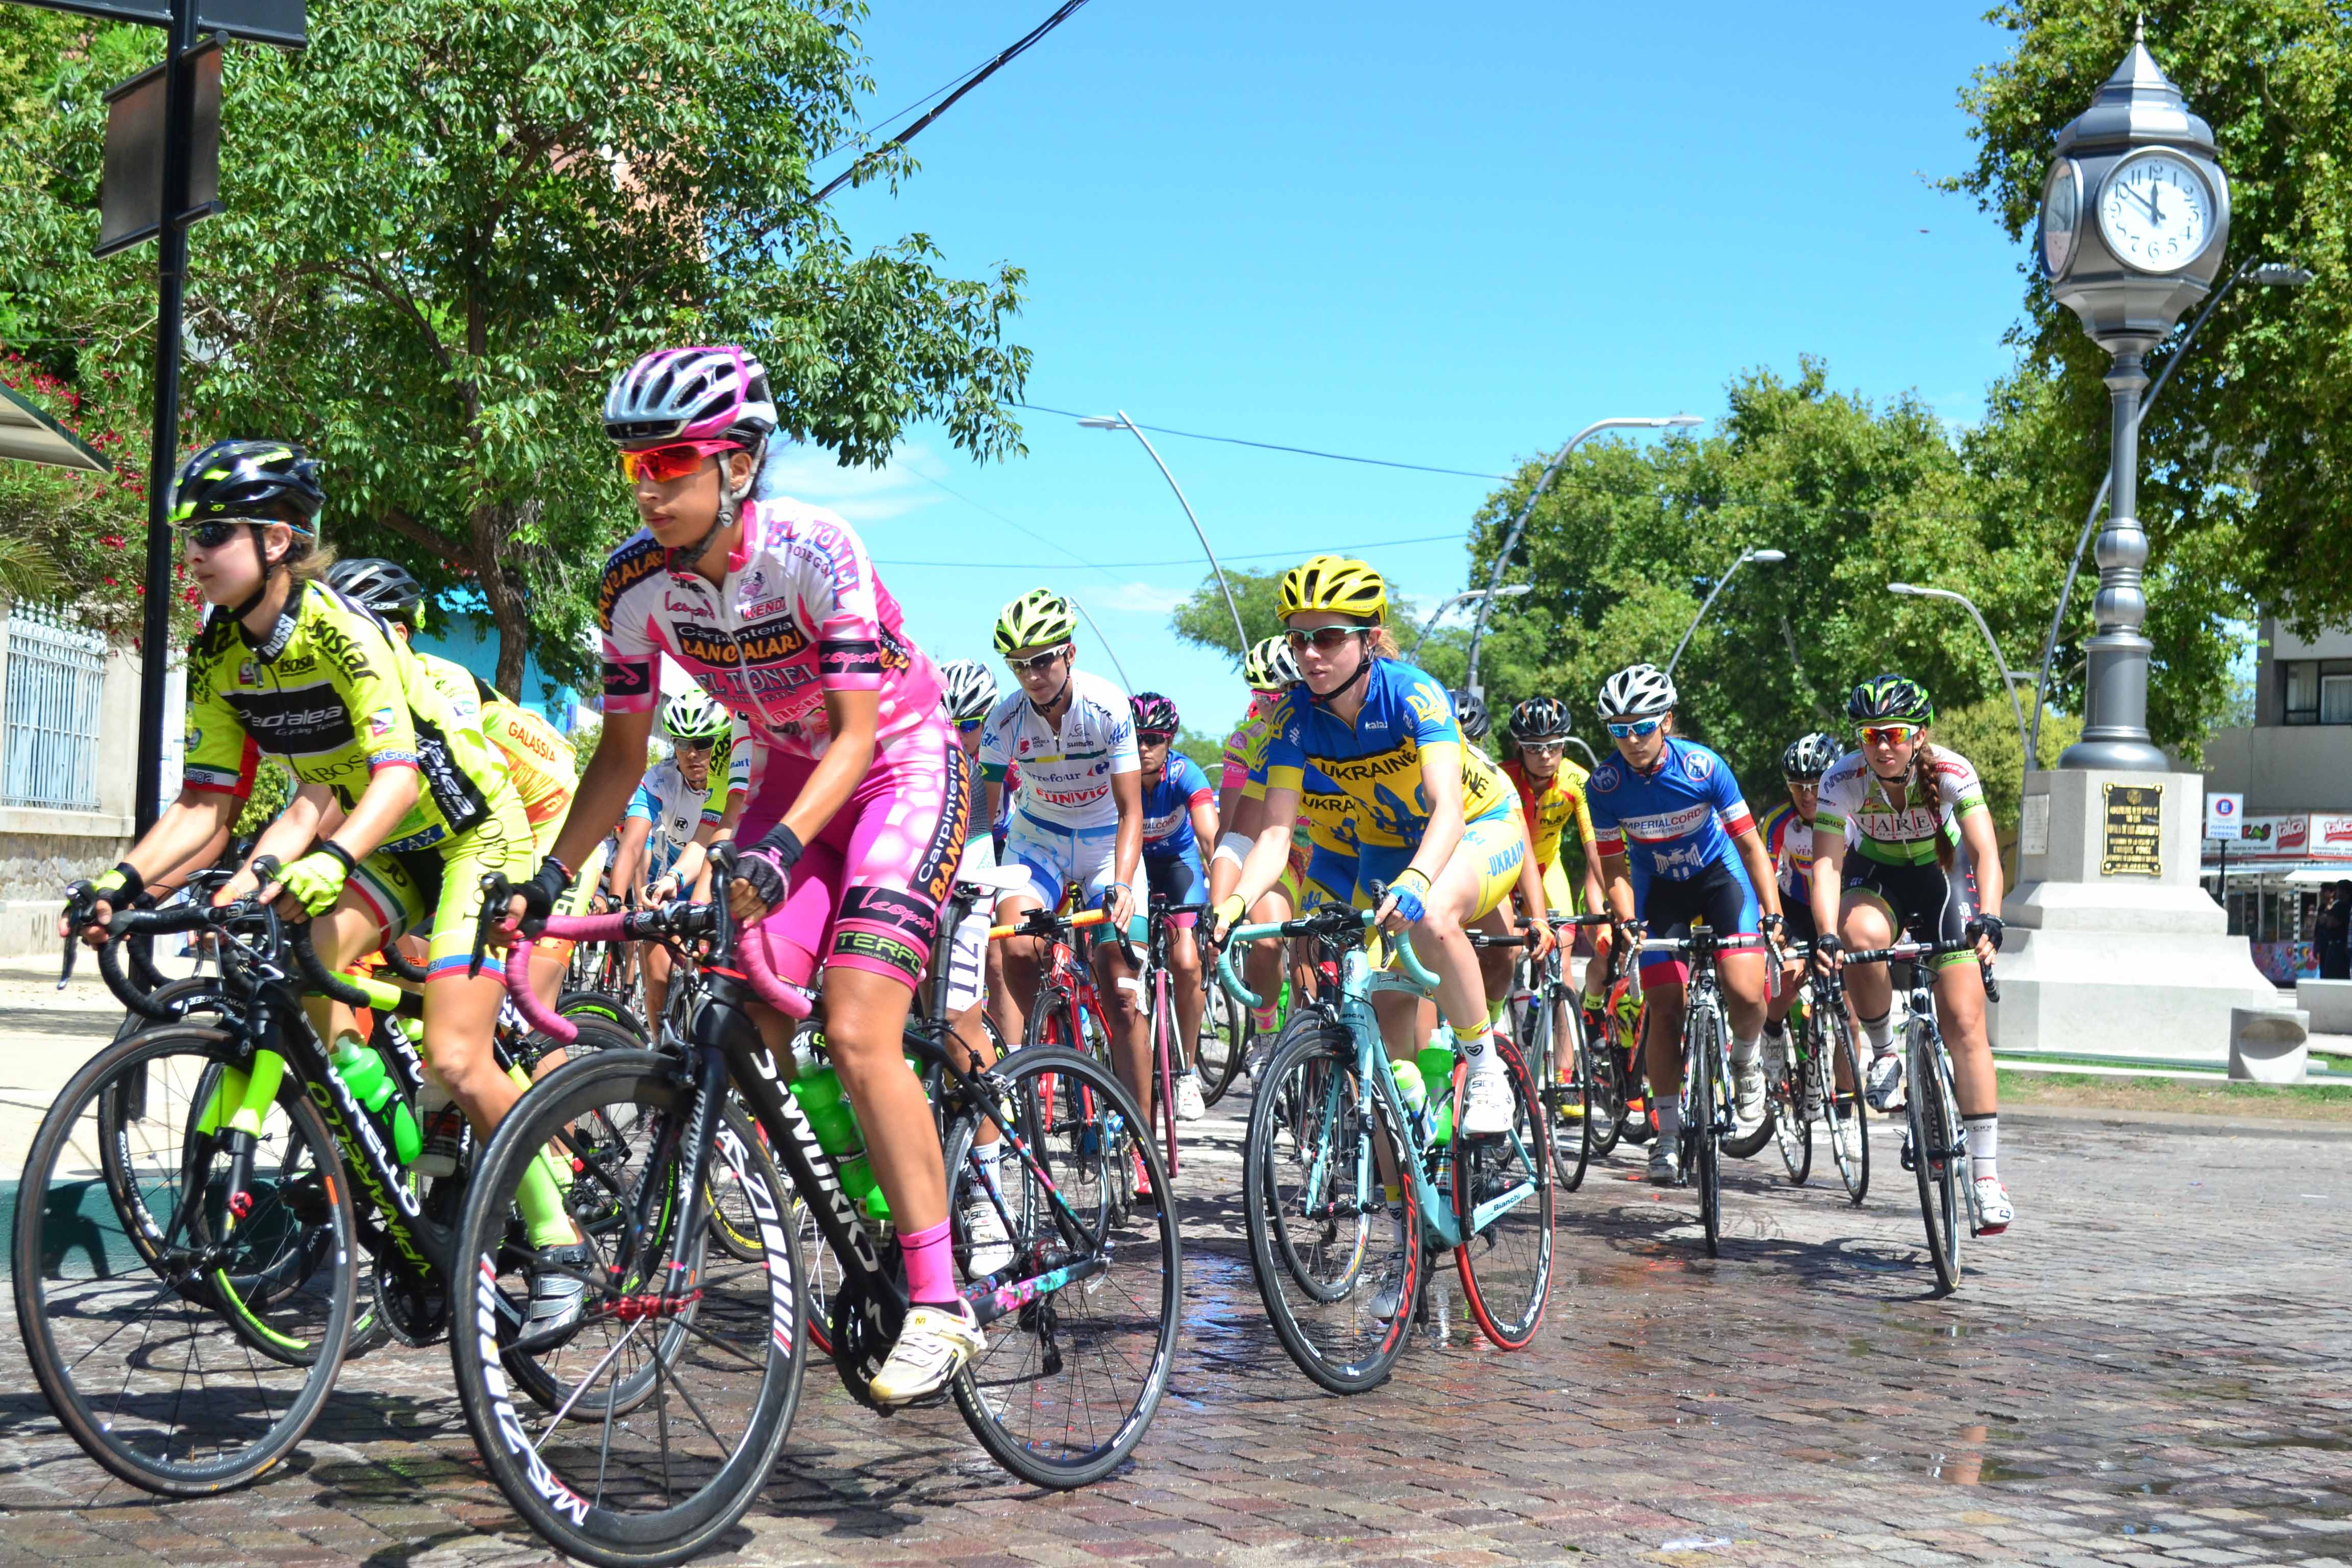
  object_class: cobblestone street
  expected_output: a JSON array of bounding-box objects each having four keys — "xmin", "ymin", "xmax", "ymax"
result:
[{"xmin": 1, "ymin": 1086, "xmax": 2347, "ymax": 1567}]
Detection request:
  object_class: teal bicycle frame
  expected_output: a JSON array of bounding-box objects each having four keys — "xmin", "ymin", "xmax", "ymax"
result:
[{"xmin": 1217, "ymin": 911, "xmax": 1538, "ymax": 1252}]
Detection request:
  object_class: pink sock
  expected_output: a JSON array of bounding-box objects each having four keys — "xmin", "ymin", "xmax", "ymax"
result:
[{"xmin": 901, "ymin": 1218, "xmax": 959, "ymax": 1308}]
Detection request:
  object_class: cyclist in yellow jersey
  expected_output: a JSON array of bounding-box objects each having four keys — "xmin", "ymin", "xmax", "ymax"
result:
[
  {"xmin": 1211, "ymin": 557, "xmax": 1551, "ymax": 1151},
  {"xmin": 1503, "ymin": 695, "xmax": 1614, "ymax": 1030},
  {"xmin": 1210, "ymin": 636, "xmax": 1310, "ymax": 1047},
  {"xmin": 62, "ymin": 443, "xmax": 585, "ymax": 1328}
]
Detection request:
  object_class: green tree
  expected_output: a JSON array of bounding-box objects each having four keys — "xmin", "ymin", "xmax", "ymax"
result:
[
  {"xmin": 2, "ymin": 0, "xmax": 1027, "ymax": 686},
  {"xmin": 1168, "ymin": 567, "xmax": 1286, "ymax": 666},
  {"xmin": 1954, "ymin": 2, "xmax": 2352, "ymax": 650}
]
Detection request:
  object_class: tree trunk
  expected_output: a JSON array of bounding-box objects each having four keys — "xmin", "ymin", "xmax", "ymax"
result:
[{"xmin": 469, "ymin": 501, "xmax": 530, "ymax": 697}]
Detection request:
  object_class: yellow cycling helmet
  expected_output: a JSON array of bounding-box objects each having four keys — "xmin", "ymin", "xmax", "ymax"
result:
[
  {"xmin": 1277, "ymin": 554, "xmax": 1387, "ymax": 623},
  {"xmin": 994, "ymin": 586, "xmax": 1080, "ymax": 654}
]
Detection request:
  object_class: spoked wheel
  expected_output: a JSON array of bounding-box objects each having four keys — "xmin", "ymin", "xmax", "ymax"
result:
[
  {"xmin": 944, "ymin": 1045, "xmax": 1180, "ymax": 1488},
  {"xmin": 451, "ymin": 1050, "xmax": 804, "ymax": 1568},
  {"xmin": 1817, "ymin": 1000, "xmax": 1869, "ymax": 1204},
  {"xmin": 1908, "ymin": 1030, "xmax": 1965, "ymax": 1295},
  {"xmin": 1528, "ymin": 996, "xmax": 1590, "ymax": 1193},
  {"xmin": 15, "ymin": 1026, "xmax": 355, "ymax": 1494},
  {"xmin": 1771, "ymin": 1038, "xmax": 1812, "ymax": 1186},
  {"xmin": 1450, "ymin": 1040, "xmax": 1553, "ymax": 1349},
  {"xmin": 1583, "ymin": 1018, "xmax": 1625, "ymax": 1159},
  {"xmin": 1242, "ymin": 1023, "xmax": 1417, "ymax": 1394},
  {"xmin": 1151, "ymin": 971, "xmax": 1181, "ymax": 1182},
  {"xmin": 1196, "ymin": 976, "xmax": 1248, "ymax": 1107},
  {"xmin": 1688, "ymin": 1007, "xmax": 1723, "ymax": 1258}
]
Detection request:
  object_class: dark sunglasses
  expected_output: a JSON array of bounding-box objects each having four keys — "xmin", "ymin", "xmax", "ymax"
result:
[
  {"xmin": 954, "ymin": 716, "xmax": 985, "ymax": 734},
  {"xmin": 180, "ymin": 517, "xmax": 272, "ymax": 550},
  {"xmin": 1137, "ymin": 729, "xmax": 1175, "ymax": 745},
  {"xmin": 1605, "ymin": 717, "xmax": 1665, "ymax": 740},
  {"xmin": 673, "ymin": 737, "xmax": 716, "ymax": 753},
  {"xmin": 1004, "ymin": 646, "xmax": 1067, "ymax": 673},
  {"xmin": 1286, "ymin": 626, "xmax": 1375, "ymax": 655}
]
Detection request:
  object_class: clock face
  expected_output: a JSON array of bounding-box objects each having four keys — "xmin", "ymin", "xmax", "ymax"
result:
[
  {"xmin": 2096, "ymin": 151, "xmax": 2214, "ymax": 273},
  {"xmin": 2039, "ymin": 160, "xmax": 2080, "ymax": 279}
]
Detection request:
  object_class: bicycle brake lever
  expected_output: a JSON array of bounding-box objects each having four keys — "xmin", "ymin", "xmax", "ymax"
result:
[{"xmin": 469, "ymin": 872, "xmax": 509, "ymax": 979}]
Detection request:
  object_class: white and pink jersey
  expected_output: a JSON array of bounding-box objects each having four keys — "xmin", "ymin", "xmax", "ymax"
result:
[{"xmin": 597, "ymin": 498, "xmax": 946, "ymax": 797}]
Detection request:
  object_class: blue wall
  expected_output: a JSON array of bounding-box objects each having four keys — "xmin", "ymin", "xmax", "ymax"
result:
[{"xmin": 413, "ymin": 602, "xmax": 585, "ymax": 732}]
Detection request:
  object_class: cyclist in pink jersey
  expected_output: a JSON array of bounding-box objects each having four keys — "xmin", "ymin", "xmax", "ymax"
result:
[{"xmin": 510, "ymin": 347, "xmax": 978, "ymax": 1401}]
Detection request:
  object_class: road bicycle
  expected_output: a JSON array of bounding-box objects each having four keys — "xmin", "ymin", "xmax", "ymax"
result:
[
  {"xmin": 1131, "ymin": 893, "xmax": 1210, "ymax": 1180},
  {"xmin": 14, "ymin": 891, "xmax": 634, "ymax": 1497},
  {"xmin": 1474, "ymin": 914, "xmax": 1612, "ymax": 1191},
  {"xmin": 1760, "ymin": 941, "xmax": 1869, "ymax": 1202},
  {"xmin": 1835, "ymin": 935, "xmax": 1994, "ymax": 1293},
  {"xmin": 1634, "ymin": 922, "xmax": 1776, "ymax": 1259},
  {"xmin": 1223, "ymin": 901, "xmax": 1551, "ymax": 1394},
  {"xmin": 1192, "ymin": 963, "xmax": 1248, "ymax": 1106},
  {"xmin": 999, "ymin": 903, "xmax": 1151, "ymax": 1205},
  {"xmin": 452, "ymin": 849, "xmax": 1180, "ymax": 1566}
]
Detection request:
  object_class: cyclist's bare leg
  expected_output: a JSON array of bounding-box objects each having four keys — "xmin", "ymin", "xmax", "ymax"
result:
[
  {"xmin": 1932, "ymin": 960, "xmax": 1996, "ymax": 1116},
  {"xmin": 1640, "ymin": 978, "xmax": 1689, "ymax": 1107},
  {"xmin": 1834, "ymin": 891, "xmax": 1898, "ymax": 1045},
  {"xmin": 989, "ymin": 894, "xmax": 1045, "ymax": 1046},
  {"xmin": 754, "ymin": 966, "xmax": 946, "ymax": 1230},
  {"xmin": 642, "ymin": 939, "xmax": 674, "ymax": 1028},
  {"xmin": 1242, "ymin": 883, "xmax": 1293, "ymax": 1024},
  {"xmin": 1400, "ymin": 846, "xmax": 1492, "ymax": 1037},
  {"xmin": 1719, "ymin": 948, "xmax": 1768, "ymax": 1039},
  {"xmin": 1471, "ymin": 902, "xmax": 1515, "ymax": 1025}
]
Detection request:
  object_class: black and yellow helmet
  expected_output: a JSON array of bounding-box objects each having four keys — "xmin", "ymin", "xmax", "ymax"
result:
[
  {"xmin": 993, "ymin": 587, "xmax": 1079, "ymax": 655},
  {"xmin": 1846, "ymin": 674, "xmax": 1933, "ymax": 727},
  {"xmin": 169, "ymin": 439, "xmax": 324, "ymax": 530},
  {"xmin": 1277, "ymin": 554, "xmax": 1387, "ymax": 623}
]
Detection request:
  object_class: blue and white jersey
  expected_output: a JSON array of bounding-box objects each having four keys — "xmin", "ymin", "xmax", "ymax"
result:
[
  {"xmin": 627, "ymin": 757, "xmax": 723, "ymax": 877},
  {"xmin": 978, "ymin": 667, "xmax": 1139, "ymax": 832},
  {"xmin": 1141, "ymin": 752, "xmax": 1213, "ymax": 860},
  {"xmin": 1586, "ymin": 736, "xmax": 1757, "ymax": 884}
]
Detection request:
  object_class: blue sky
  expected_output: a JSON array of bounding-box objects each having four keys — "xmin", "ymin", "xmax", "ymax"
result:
[{"xmin": 786, "ymin": 0, "xmax": 2039, "ymax": 733}]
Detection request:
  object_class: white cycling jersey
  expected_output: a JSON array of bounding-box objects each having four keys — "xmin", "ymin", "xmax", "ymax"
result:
[
  {"xmin": 627, "ymin": 758, "xmax": 722, "ymax": 878},
  {"xmin": 977, "ymin": 667, "xmax": 1139, "ymax": 832}
]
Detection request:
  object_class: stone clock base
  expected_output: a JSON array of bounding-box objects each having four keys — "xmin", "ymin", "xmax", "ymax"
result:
[{"xmin": 1989, "ymin": 769, "xmax": 2277, "ymax": 1063}]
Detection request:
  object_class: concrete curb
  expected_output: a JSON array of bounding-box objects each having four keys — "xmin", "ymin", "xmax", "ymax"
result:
[{"xmin": 1999, "ymin": 1101, "xmax": 2352, "ymax": 1140}]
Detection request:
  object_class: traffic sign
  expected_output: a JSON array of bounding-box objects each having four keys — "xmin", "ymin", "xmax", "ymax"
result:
[
  {"xmin": 8, "ymin": 0, "xmax": 302, "ymax": 46},
  {"xmin": 2206, "ymin": 792, "xmax": 2245, "ymax": 841}
]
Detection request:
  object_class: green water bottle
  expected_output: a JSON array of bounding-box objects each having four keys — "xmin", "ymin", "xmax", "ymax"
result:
[
  {"xmin": 330, "ymin": 1029, "xmax": 421, "ymax": 1166},
  {"xmin": 788, "ymin": 1065, "xmax": 886, "ymax": 1217},
  {"xmin": 1417, "ymin": 1044, "xmax": 1455, "ymax": 1145},
  {"xmin": 1388, "ymin": 1057, "xmax": 1427, "ymax": 1120}
]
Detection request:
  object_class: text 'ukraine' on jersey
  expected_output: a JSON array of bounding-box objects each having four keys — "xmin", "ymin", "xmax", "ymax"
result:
[
  {"xmin": 1262, "ymin": 659, "xmax": 1512, "ymax": 851},
  {"xmin": 1586, "ymin": 736, "xmax": 1755, "ymax": 883},
  {"xmin": 1813, "ymin": 748, "xmax": 1988, "ymax": 867},
  {"xmin": 183, "ymin": 581, "xmax": 507, "ymax": 853},
  {"xmin": 1142, "ymin": 752, "xmax": 1214, "ymax": 857},
  {"xmin": 978, "ymin": 667, "xmax": 1140, "ymax": 831},
  {"xmin": 596, "ymin": 497, "xmax": 945, "ymax": 793}
]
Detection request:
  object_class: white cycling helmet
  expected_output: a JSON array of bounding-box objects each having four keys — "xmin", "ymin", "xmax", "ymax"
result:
[
  {"xmin": 939, "ymin": 658, "xmax": 997, "ymax": 723},
  {"xmin": 660, "ymin": 687, "xmax": 730, "ymax": 742},
  {"xmin": 1596, "ymin": 662, "xmax": 1678, "ymax": 720}
]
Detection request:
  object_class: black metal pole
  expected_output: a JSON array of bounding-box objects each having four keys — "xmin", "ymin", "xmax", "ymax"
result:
[{"xmin": 133, "ymin": 0, "xmax": 196, "ymax": 838}]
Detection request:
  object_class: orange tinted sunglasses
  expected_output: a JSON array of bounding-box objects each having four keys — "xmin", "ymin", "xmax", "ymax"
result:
[
  {"xmin": 620, "ymin": 439, "xmax": 743, "ymax": 484},
  {"xmin": 1857, "ymin": 723, "xmax": 1921, "ymax": 748}
]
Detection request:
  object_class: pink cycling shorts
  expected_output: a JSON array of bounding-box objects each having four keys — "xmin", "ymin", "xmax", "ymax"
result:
[{"xmin": 736, "ymin": 717, "xmax": 970, "ymax": 991}]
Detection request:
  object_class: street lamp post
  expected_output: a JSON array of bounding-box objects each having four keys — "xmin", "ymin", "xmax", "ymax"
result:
[
  {"xmin": 1464, "ymin": 413, "xmax": 1702, "ymax": 697},
  {"xmin": 1405, "ymin": 584, "xmax": 1530, "ymax": 657},
  {"xmin": 1068, "ymin": 598, "xmax": 1135, "ymax": 693},
  {"xmin": 1663, "ymin": 547, "xmax": 1786, "ymax": 677},
  {"xmin": 1890, "ymin": 582, "xmax": 2032, "ymax": 768},
  {"xmin": 1079, "ymin": 411, "xmax": 1250, "ymax": 659},
  {"xmin": 2026, "ymin": 258, "xmax": 2310, "ymax": 764}
]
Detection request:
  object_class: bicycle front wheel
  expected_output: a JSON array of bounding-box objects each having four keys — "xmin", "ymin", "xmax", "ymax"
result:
[
  {"xmin": 945, "ymin": 1045, "xmax": 1180, "ymax": 1488},
  {"xmin": 1909, "ymin": 1028, "xmax": 1964, "ymax": 1294},
  {"xmin": 1196, "ymin": 976, "xmax": 1247, "ymax": 1107},
  {"xmin": 1817, "ymin": 997, "xmax": 1869, "ymax": 1204},
  {"xmin": 1452, "ymin": 1038, "xmax": 1553, "ymax": 1350},
  {"xmin": 1242, "ymin": 1024, "xmax": 1418, "ymax": 1394},
  {"xmin": 1688, "ymin": 1007, "xmax": 1723, "ymax": 1258},
  {"xmin": 451, "ymin": 1049, "xmax": 804, "ymax": 1568},
  {"xmin": 15, "ymin": 1025, "xmax": 354, "ymax": 1494},
  {"xmin": 1771, "ymin": 1036, "xmax": 1812, "ymax": 1186},
  {"xmin": 1531, "ymin": 996, "xmax": 1590, "ymax": 1194}
]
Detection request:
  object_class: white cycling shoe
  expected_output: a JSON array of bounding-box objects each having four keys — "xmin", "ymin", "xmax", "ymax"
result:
[
  {"xmin": 959, "ymin": 1188, "xmax": 1015, "ymax": 1279},
  {"xmin": 1369, "ymin": 1215, "xmax": 1410, "ymax": 1318},
  {"xmin": 1459, "ymin": 1070, "xmax": 1516, "ymax": 1138},
  {"xmin": 1172, "ymin": 1071, "xmax": 1207, "ymax": 1122},
  {"xmin": 1972, "ymin": 1176, "xmax": 2015, "ymax": 1234},
  {"xmin": 1647, "ymin": 1142, "xmax": 1681, "ymax": 1185},
  {"xmin": 1731, "ymin": 1056, "xmax": 1767, "ymax": 1128},
  {"xmin": 1865, "ymin": 1050, "xmax": 1906, "ymax": 1111},
  {"xmin": 869, "ymin": 1302, "xmax": 985, "ymax": 1405}
]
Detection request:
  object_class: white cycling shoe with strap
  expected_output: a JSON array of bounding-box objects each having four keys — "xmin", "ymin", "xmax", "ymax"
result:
[{"xmin": 869, "ymin": 1302, "xmax": 985, "ymax": 1405}]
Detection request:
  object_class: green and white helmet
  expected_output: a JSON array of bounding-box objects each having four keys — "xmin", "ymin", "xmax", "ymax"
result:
[
  {"xmin": 994, "ymin": 587, "xmax": 1079, "ymax": 655},
  {"xmin": 660, "ymin": 688, "xmax": 730, "ymax": 742},
  {"xmin": 1845, "ymin": 674, "xmax": 1933, "ymax": 727}
]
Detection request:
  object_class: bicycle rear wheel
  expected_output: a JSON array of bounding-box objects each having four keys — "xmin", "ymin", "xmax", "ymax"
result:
[
  {"xmin": 945, "ymin": 1046, "xmax": 1179, "ymax": 1488},
  {"xmin": 1816, "ymin": 999, "xmax": 1869, "ymax": 1204},
  {"xmin": 15, "ymin": 1026, "xmax": 354, "ymax": 1494},
  {"xmin": 1242, "ymin": 1024, "xmax": 1418, "ymax": 1394},
  {"xmin": 1771, "ymin": 1036, "xmax": 1812, "ymax": 1186},
  {"xmin": 1451, "ymin": 1039, "xmax": 1552, "ymax": 1349},
  {"xmin": 1909, "ymin": 1026, "xmax": 1964, "ymax": 1294},
  {"xmin": 1689, "ymin": 1007, "xmax": 1723, "ymax": 1258},
  {"xmin": 451, "ymin": 1049, "xmax": 804, "ymax": 1568},
  {"xmin": 1196, "ymin": 977, "xmax": 1246, "ymax": 1107}
]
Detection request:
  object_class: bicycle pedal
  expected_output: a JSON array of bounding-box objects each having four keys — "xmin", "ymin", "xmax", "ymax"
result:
[{"xmin": 1898, "ymin": 1134, "xmax": 1916, "ymax": 1173}]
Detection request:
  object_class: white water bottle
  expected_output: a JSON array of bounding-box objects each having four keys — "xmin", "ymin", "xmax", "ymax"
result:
[{"xmin": 413, "ymin": 1065, "xmax": 461, "ymax": 1179}]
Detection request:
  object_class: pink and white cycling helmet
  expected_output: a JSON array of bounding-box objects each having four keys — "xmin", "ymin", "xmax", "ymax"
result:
[{"xmin": 603, "ymin": 346, "xmax": 779, "ymax": 452}]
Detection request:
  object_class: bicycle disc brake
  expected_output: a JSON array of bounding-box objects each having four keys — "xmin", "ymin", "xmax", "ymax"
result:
[{"xmin": 827, "ymin": 1272, "xmax": 909, "ymax": 1412}]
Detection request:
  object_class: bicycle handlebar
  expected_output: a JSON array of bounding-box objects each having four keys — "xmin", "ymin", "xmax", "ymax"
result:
[
  {"xmin": 988, "ymin": 906, "xmax": 1110, "ymax": 942},
  {"xmin": 1832, "ymin": 934, "xmax": 2001, "ymax": 1003},
  {"xmin": 1214, "ymin": 905, "xmax": 1441, "ymax": 1009}
]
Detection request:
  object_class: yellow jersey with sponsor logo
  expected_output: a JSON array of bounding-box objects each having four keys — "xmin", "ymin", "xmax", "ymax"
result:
[{"xmin": 1261, "ymin": 659, "xmax": 1512, "ymax": 852}]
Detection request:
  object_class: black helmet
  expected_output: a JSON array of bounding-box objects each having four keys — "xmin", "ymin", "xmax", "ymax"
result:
[
  {"xmin": 1131, "ymin": 691, "xmax": 1181, "ymax": 738},
  {"xmin": 1781, "ymin": 731, "xmax": 1844, "ymax": 779},
  {"xmin": 1509, "ymin": 696, "xmax": 1573, "ymax": 743},
  {"xmin": 1447, "ymin": 687, "xmax": 1490, "ymax": 743},
  {"xmin": 327, "ymin": 557, "xmax": 425, "ymax": 628},
  {"xmin": 1846, "ymin": 674, "xmax": 1933, "ymax": 727},
  {"xmin": 169, "ymin": 439, "xmax": 325, "ymax": 530}
]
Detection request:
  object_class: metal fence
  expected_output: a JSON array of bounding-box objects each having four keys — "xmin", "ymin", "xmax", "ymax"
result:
[{"xmin": 3, "ymin": 601, "xmax": 107, "ymax": 811}]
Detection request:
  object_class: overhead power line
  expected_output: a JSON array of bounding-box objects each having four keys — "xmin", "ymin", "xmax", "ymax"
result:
[
  {"xmin": 814, "ymin": 1, "xmax": 1095, "ymax": 204},
  {"xmin": 875, "ymin": 532, "xmax": 1462, "ymax": 571},
  {"xmin": 1018, "ymin": 402, "xmax": 1508, "ymax": 480}
]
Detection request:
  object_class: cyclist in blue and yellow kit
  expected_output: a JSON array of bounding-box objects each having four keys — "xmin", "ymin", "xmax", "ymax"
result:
[{"xmin": 1586, "ymin": 663, "xmax": 1791, "ymax": 1184}]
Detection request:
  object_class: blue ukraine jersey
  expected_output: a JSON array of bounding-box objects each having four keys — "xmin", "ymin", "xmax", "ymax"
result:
[
  {"xmin": 1262, "ymin": 659, "xmax": 1513, "ymax": 851},
  {"xmin": 1141, "ymin": 752, "xmax": 1213, "ymax": 860},
  {"xmin": 1586, "ymin": 736, "xmax": 1757, "ymax": 885}
]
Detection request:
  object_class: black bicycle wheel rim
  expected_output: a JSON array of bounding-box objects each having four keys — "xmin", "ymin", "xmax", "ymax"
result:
[
  {"xmin": 1694, "ymin": 1011, "xmax": 1721, "ymax": 1258},
  {"xmin": 16, "ymin": 1026, "xmax": 354, "ymax": 1494},
  {"xmin": 1773, "ymin": 1038, "xmax": 1812, "ymax": 1186},
  {"xmin": 1545, "ymin": 1000, "xmax": 1592, "ymax": 1193},
  {"xmin": 1912, "ymin": 1037, "xmax": 1963, "ymax": 1293},
  {"xmin": 1819, "ymin": 1000, "xmax": 1869, "ymax": 1204},
  {"xmin": 450, "ymin": 1049, "xmax": 804, "ymax": 1568},
  {"xmin": 1242, "ymin": 1026, "xmax": 1416, "ymax": 1394},
  {"xmin": 1198, "ymin": 981, "xmax": 1245, "ymax": 1106},
  {"xmin": 1452, "ymin": 1039, "xmax": 1553, "ymax": 1349},
  {"xmin": 946, "ymin": 1046, "xmax": 1180, "ymax": 1488}
]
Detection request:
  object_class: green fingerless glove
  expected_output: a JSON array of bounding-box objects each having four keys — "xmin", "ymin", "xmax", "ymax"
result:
[{"xmin": 279, "ymin": 850, "xmax": 351, "ymax": 916}]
